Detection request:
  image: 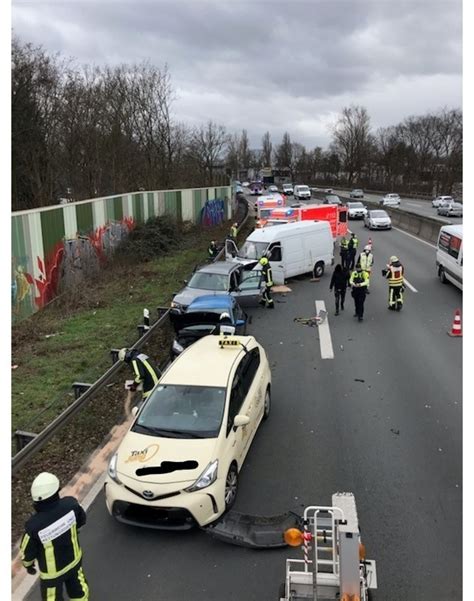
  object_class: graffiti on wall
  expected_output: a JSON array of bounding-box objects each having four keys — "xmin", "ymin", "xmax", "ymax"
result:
[
  {"xmin": 199, "ymin": 199, "xmax": 225, "ymax": 226},
  {"xmin": 11, "ymin": 218, "xmax": 135, "ymax": 316}
]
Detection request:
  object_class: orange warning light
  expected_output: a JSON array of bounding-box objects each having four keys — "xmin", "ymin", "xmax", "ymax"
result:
[
  {"xmin": 359, "ymin": 543, "xmax": 366, "ymax": 561},
  {"xmin": 284, "ymin": 528, "xmax": 304, "ymax": 547}
]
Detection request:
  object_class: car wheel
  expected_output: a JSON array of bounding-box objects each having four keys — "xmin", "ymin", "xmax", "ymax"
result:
[
  {"xmin": 439, "ymin": 266, "xmax": 448, "ymax": 284},
  {"xmin": 224, "ymin": 464, "xmax": 238, "ymax": 510},
  {"xmin": 263, "ymin": 387, "xmax": 271, "ymax": 420},
  {"xmin": 313, "ymin": 261, "xmax": 325, "ymax": 278},
  {"xmin": 278, "ymin": 582, "xmax": 286, "ymax": 599}
]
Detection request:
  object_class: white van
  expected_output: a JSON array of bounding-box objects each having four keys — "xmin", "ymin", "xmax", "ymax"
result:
[
  {"xmin": 293, "ymin": 185, "xmax": 312, "ymax": 201},
  {"xmin": 436, "ymin": 224, "xmax": 462, "ymax": 290},
  {"xmin": 225, "ymin": 221, "xmax": 334, "ymax": 284}
]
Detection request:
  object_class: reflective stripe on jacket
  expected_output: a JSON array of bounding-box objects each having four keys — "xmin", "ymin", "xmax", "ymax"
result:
[
  {"xmin": 20, "ymin": 497, "xmax": 86, "ymax": 580},
  {"xmin": 131, "ymin": 352, "xmax": 160, "ymax": 393},
  {"xmin": 360, "ymin": 252, "xmax": 373, "ymax": 270},
  {"xmin": 340, "ymin": 239, "xmax": 349, "ymax": 250},
  {"xmin": 262, "ymin": 264, "xmax": 273, "ymax": 287},
  {"xmin": 386, "ymin": 265, "xmax": 404, "ymax": 286}
]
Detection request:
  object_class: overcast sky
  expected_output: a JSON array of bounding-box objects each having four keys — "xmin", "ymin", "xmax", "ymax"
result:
[{"xmin": 11, "ymin": 0, "xmax": 462, "ymax": 149}]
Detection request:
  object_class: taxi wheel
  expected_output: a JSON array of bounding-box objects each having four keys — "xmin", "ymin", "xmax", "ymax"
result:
[
  {"xmin": 263, "ymin": 388, "xmax": 271, "ymax": 420},
  {"xmin": 224, "ymin": 464, "xmax": 238, "ymax": 509}
]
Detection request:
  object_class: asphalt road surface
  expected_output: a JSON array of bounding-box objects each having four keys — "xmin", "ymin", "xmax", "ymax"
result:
[{"xmin": 25, "ymin": 222, "xmax": 462, "ymax": 601}]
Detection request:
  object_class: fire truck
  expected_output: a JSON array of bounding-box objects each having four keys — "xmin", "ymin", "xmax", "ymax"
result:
[{"xmin": 264, "ymin": 204, "xmax": 348, "ymax": 238}]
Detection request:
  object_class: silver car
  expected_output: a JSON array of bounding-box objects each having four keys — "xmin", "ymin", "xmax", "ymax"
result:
[
  {"xmin": 432, "ymin": 195, "xmax": 453, "ymax": 208},
  {"xmin": 350, "ymin": 189, "xmax": 364, "ymax": 199},
  {"xmin": 364, "ymin": 209, "xmax": 392, "ymax": 230},
  {"xmin": 171, "ymin": 261, "xmax": 263, "ymax": 312},
  {"xmin": 437, "ymin": 202, "xmax": 463, "ymax": 217}
]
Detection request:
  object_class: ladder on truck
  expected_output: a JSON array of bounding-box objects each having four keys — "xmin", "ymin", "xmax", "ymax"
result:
[{"xmin": 280, "ymin": 492, "xmax": 377, "ymax": 601}]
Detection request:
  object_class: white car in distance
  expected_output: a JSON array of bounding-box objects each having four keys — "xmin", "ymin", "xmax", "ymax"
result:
[
  {"xmin": 346, "ymin": 201, "xmax": 368, "ymax": 219},
  {"xmin": 432, "ymin": 195, "xmax": 454, "ymax": 208},
  {"xmin": 380, "ymin": 193, "xmax": 401, "ymax": 207},
  {"xmin": 364, "ymin": 209, "xmax": 392, "ymax": 230}
]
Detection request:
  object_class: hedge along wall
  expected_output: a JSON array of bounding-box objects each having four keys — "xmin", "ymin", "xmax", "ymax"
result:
[{"xmin": 12, "ymin": 186, "xmax": 232, "ymax": 321}]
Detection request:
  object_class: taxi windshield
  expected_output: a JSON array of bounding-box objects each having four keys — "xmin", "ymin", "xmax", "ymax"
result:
[
  {"xmin": 238, "ymin": 241, "xmax": 269, "ymax": 260},
  {"xmin": 133, "ymin": 385, "xmax": 227, "ymax": 438}
]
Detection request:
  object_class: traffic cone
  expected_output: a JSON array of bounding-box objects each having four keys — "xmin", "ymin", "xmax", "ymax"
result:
[
  {"xmin": 367, "ymin": 237, "xmax": 373, "ymax": 250},
  {"xmin": 448, "ymin": 309, "xmax": 462, "ymax": 337}
]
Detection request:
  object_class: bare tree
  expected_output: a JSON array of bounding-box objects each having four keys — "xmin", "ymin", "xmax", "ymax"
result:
[
  {"xmin": 262, "ymin": 131, "xmax": 272, "ymax": 166},
  {"xmin": 331, "ymin": 105, "xmax": 372, "ymax": 185},
  {"xmin": 188, "ymin": 121, "xmax": 228, "ymax": 186}
]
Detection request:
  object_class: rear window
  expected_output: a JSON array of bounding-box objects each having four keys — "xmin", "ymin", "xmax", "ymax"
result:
[{"xmin": 439, "ymin": 232, "xmax": 462, "ymax": 259}]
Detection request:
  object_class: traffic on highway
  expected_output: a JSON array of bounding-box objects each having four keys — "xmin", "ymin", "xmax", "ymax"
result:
[{"xmin": 23, "ymin": 187, "xmax": 462, "ymax": 601}]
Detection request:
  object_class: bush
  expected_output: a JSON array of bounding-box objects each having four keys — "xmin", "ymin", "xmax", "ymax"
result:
[{"xmin": 116, "ymin": 215, "xmax": 184, "ymax": 262}]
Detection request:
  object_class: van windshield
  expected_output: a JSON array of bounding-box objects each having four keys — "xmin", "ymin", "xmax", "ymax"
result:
[{"xmin": 238, "ymin": 241, "xmax": 269, "ymax": 260}]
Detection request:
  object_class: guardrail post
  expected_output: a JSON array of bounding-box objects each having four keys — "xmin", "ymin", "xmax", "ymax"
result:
[
  {"xmin": 110, "ymin": 348, "xmax": 121, "ymax": 364},
  {"xmin": 72, "ymin": 382, "xmax": 92, "ymax": 400},
  {"xmin": 157, "ymin": 306, "xmax": 169, "ymax": 317},
  {"xmin": 138, "ymin": 308, "xmax": 151, "ymax": 337},
  {"xmin": 14, "ymin": 430, "xmax": 37, "ymax": 453}
]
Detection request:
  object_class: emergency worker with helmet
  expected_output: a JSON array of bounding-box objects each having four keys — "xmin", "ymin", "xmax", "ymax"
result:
[
  {"xmin": 382, "ymin": 256, "xmax": 405, "ymax": 310},
  {"xmin": 20, "ymin": 472, "xmax": 89, "ymax": 600},
  {"xmin": 118, "ymin": 348, "xmax": 161, "ymax": 400},
  {"xmin": 259, "ymin": 256, "xmax": 274, "ymax": 309}
]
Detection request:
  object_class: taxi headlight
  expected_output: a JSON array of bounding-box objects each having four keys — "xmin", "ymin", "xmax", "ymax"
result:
[
  {"xmin": 185, "ymin": 460, "xmax": 218, "ymax": 493},
  {"xmin": 172, "ymin": 339, "xmax": 184, "ymax": 354},
  {"xmin": 107, "ymin": 453, "xmax": 122, "ymax": 485}
]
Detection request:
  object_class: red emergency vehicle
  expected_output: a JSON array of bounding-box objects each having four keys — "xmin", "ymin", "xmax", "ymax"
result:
[{"xmin": 266, "ymin": 203, "xmax": 348, "ymax": 238}]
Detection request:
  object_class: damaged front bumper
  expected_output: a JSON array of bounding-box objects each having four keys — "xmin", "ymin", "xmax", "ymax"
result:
[{"xmin": 203, "ymin": 510, "xmax": 303, "ymax": 548}]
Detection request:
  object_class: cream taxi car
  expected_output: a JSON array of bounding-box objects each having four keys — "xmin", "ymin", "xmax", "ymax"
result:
[{"xmin": 105, "ymin": 334, "xmax": 272, "ymax": 529}]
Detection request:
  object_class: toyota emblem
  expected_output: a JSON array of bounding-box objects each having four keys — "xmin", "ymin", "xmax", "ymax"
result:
[{"xmin": 142, "ymin": 490, "xmax": 154, "ymax": 499}]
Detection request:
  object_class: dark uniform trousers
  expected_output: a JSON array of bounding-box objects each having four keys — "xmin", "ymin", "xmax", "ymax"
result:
[
  {"xmin": 40, "ymin": 565, "xmax": 89, "ymax": 601},
  {"xmin": 352, "ymin": 287, "xmax": 367, "ymax": 318},
  {"xmin": 261, "ymin": 265, "xmax": 274, "ymax": 308},
  {"xmin": 334, "ymin": 288, "xmax": 346, "ymax": 312}
]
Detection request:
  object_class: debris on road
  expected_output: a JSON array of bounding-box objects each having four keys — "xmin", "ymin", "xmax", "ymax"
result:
[
  {"xmin": 354, "ymin": 378, "xmax": 365, "ymax": 383},
  {"xmin": 390, "ymin": 428, "xmax": 400, "ymax": 435}
]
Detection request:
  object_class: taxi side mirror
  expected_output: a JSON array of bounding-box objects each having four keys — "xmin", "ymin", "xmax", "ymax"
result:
[{"xmin": 233, "ymin": 415, "xmax": 250, "ymax": 430}]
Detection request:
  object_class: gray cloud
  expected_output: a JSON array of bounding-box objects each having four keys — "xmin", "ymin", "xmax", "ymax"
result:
[{"xmin": 12, "ymin": 0, "xmax": 462, "ymax": 147}]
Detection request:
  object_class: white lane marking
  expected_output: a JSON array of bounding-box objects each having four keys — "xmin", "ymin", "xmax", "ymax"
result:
[
  {"xmin": 406, "ymin": 202, "xmax": 422, "ymax": 207},
  {"xmin": 392, "ymin": 227, "xmax": 437, "ymax": 249},
  {"xmin": 315, "ymin": 300, "xmax": 334, "ymax": 359},
  {"xmin": 403, "ymin": 278, "xmax": 418, "ymax": 293}
]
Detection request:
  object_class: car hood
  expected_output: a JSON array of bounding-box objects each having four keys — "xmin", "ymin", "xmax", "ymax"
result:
[
  {"xmin": 173, "ymin": 288, "xmax": 227, "ymax": 308},
  {"xmin": 170, "ymin": 311, "xmax": 230, "ymax": 332},
  {"xmin": 370, "ymin": 217, "xmax": 390, "ymax": 223},
  {"xmin": 116, "ymin": 431, "xmax": 219, "ymax": 485}
]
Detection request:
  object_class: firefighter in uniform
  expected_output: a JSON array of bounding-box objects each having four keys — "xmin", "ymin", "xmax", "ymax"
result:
[
  {"xmin": 207, "ymin": 240, "xmax": 219, "ymax": 260},
  {"xmin": 230, "ymin": 222, "xmax": 238, "ymax": 240},
  {"xmin": 359, "ymin": 245, "xmax": 374, "ymax": 292},
  {"xmin": 382, "ymin": 256, "xmax": 405, "ymax": 311},
  {"xmin": 349, "ymin": 262, "xmax": 369, "ymax": 321},
  {"xmin": 339, "ymin": 236, "xmax": 349, "ymax": 269},
  {"xmin": 118, "ymin": 348, "xmax": 161, "ymax": 399},
  {"xmin": 20, "ymin": 472, "xmax": 89, "ymax": 601},
  {"xmin": 259, "ymin": 256, "xmax": 274, "ymax": 309},
  {"xmin": 348, "ymin": 233, "xmax": 359, "ymax": 270}
]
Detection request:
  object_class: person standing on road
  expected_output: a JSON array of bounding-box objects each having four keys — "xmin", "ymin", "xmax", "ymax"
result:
[
  {"xmin": 259, "ymin": 256, "xmax": 274, "ymax": 309},
  {"xmin": 348, "ymin": 233, "xmax": 359, "ymax": 270},
  {"xmin": 329, "ymin": 264, "xmax": 350, "ymax": 316},
  {"xmin": 339, "ymin": 236, "xmax": 349, "ymax": 269},
  {"xmin": 20, "ymin": 472, "xmax": 90, "ymax": 601},
  {"xmin": 382, "ymin": 256, "xmax": 405, "ymax": 311},
  {"xmin": 350, "ymin": 262, "xmax": 369, "ymax": 321},
  {"xmin": 118, "ymin": 348, "xmax": 161, "ymax": 400},
  {"xmin": 359, "ymin": 245, "xmax": 374, "ymax": 293}
]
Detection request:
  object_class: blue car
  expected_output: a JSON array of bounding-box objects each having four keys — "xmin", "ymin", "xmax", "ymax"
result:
[{"xmin": 169, "ymin": 295, "xmax": 248, "ymax": 358}]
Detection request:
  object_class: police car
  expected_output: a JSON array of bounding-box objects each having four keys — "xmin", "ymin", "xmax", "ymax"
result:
[{"xmin": 105, "ymin": 334, "xmax": 272, "ymax": 529}]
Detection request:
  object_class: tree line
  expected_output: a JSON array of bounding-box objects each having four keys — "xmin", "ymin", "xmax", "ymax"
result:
[{"xmin": 12, "ymin": 37, "xmax": 462, "ymax": 210}]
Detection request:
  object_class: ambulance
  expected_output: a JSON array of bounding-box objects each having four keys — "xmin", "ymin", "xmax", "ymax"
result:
[
  {"xmin": 265, "ymin": 203, "xmax": 348, "ymax": 238},
  {"xmin": 254, "ymin": 193, "xmax": 286, "ymax": 227}
]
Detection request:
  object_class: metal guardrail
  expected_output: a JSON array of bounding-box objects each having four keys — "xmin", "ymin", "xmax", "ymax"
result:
[
  {"xmin": 12, "ymin": 194, "xmax": 249, "ymax": 474},
  {"xmin": 12, "ymin": 308, "xmax": 170, "ymax": 474}
]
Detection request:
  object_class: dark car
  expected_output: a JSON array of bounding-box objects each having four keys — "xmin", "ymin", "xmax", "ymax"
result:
[
  {"xmin": 171, "ymin": 261, "xmax": 263, "ymax": 312},
  {"xmin": 169, "ymin": 295, "xmax": 248, "ymax": 358}
]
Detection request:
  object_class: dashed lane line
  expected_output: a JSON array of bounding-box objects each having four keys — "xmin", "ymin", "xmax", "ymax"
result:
[{"xmin": 315, "ymin": 300, "xmax": 334, "ymax": 359}]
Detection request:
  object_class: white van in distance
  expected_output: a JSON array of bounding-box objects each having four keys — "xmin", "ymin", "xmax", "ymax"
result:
[
  {"xmin": 436, "ymin": 224, "xmax": 462, "ymax": 290},
  {"xmin": 225, "ymin": 221, "xmax": 334, "ymax": 284}
]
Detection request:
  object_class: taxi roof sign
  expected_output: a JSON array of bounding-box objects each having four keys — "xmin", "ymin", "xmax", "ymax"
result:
[{"xmin": 219, "ymin": 336, "xmax": 241, "ymax": 348}]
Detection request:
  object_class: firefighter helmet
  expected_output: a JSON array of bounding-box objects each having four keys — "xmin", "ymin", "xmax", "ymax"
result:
[
  {"xmin": 31, "ymin": 472, "xmax": 60, "ymax": 502},
  {"xmin": 390, "ymin": 255, "xmax": 399, "ymax": 263},
  {"xmin": 259, "ymin": 257, "xmax": 269, "ymax": 266}
]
